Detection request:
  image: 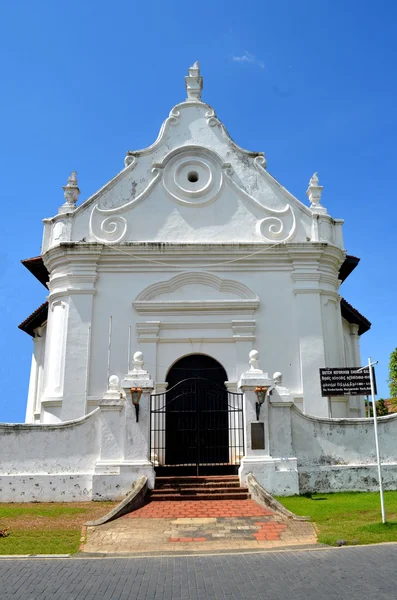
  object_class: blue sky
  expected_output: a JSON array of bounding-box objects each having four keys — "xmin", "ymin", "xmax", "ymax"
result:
[{"xmin": 1, "ymin": 1, "xmax": 396, "ymax": 422}]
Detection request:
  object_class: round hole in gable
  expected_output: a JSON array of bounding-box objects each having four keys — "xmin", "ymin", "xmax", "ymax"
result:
[{"xmin": 187, "ymin": 171, "xmax": 199, "ymax": 183}]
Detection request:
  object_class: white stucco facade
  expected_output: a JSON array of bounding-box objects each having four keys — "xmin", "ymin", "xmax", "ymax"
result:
[
  {"xmin": 6, "ymin": 63, "xmax": 382, "ymax": 501},
  {"xmin": 23, "ymin": 63, "xmax": 366, "ymax": 425}
]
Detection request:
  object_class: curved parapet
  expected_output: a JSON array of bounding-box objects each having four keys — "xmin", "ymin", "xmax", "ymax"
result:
[
  {"xmin": 290, "ymin": 406, "xmax": 397, "ymax": 493},
  {"xmin": 291, "ymin": 405, "xmax": 397, "ymax": 466},
  {"xmin": 0, "ymin": 409, "xmax": 101, "ymax": 501}
]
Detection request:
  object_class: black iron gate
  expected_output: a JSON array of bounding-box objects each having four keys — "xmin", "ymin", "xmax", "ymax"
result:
[{"xmin": 150, "ymin": 377, "xmax": 244, "ymax": 476}]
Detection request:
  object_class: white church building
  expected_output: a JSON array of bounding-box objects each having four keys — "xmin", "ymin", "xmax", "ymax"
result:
[
  {"xmin": 4, "ymin": 63, "xmax": 395, "ymax": 502},
  {"xmin": 20, "ymin": 62, "xmax": 369, "ymax": 425}
]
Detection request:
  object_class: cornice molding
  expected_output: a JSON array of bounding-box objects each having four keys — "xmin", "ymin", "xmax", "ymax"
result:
[
  {"xmin": 41, "ymin": 242, "xmax": 345, "ymax": 275},
  {"xmin": 321, "ymin": 290, "xmax": 341, "ymax": 302},
  {"xmin": 48, "ymin": 289, "xmax": 96, "ymax": 303},
  {"xmin": 136, "ymin": 319, "xmax": 256, "ymax": 342},
  {"xmin": 291, "ymin": 272, "xmax": 322, "ymax": 283},
  {"xmin": 43, "ymin": 245, "xmax": 102, "ymax": 274},
  {"xmin": 40, "ymin": 398, "xmax": 63, "ymax": 408},
  {"xmin": 293, "ymin": 289, "xmax": 322, "ymax": 296},
  {"xmin": 134, "ymin": 299, "xmax": 259, "ymax": 316}
]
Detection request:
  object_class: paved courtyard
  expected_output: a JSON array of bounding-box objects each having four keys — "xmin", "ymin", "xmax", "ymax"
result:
[
  {"xmin": 82, "ymin": 499, "xmax": 316, "ymax": 554},
  {"xmin": 2, "ymin": 545, "xmax": 397, "ymax": 599}
]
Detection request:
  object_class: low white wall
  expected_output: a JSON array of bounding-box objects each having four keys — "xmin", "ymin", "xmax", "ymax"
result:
[
  {"xmin": 0, "ymin": 409, "xmax": 101, "ymax": 501},
  {"xmin": 4, "ymin": 399, "xmax": 397, "ymax": 501},
  {"xmin": 291, "ymin": 406, "xmax": 397, "ymax": 492}
]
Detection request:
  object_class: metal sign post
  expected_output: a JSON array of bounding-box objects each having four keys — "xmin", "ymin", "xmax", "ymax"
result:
[{"xmin": 357, "ymin": 358, "xmax": 386, "ymax": 524}]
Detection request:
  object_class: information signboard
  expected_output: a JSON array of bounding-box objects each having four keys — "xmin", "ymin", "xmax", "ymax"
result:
[{"xmin": 319, "ymin": 367, "xmax": 376, "ymax": 397}]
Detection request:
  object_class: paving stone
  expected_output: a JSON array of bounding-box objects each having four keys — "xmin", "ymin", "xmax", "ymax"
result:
[
  {"xmin": 2, "ymin": 546, "xmax": 396, "ymax": 599},
  {"xmin": 81, "ymin": 498, "xmax": 316, "ymax": 555}
]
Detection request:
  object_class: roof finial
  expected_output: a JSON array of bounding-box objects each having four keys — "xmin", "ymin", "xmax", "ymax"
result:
[
  {"xmin": 60, "ymin": 171, "xmax": 80, "ymax": 213},
  {"xmin": 306, "ymin": 172, "xmax": 326, "ymax": 214},
  {"xmin": 185, "ymin": 61, "xmax": 203, "ymax": 102}
]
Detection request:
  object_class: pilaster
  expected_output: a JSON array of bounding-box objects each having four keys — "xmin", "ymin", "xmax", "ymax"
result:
[
  {"xmin": 42, "ymin": 246, "xmax": 102, "ymax": 421},
  {"xmin": 292, "ymin": 272, "xmax": 328, "ymax": 417},
  {"xmin": 25, "ymin": 330, "xmax": 45, "ymax": 423}
]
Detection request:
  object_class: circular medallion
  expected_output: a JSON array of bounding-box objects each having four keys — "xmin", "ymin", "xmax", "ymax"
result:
[{"xmin": 162, "ymin": 152, "xmax": 222, "ymax": 206}]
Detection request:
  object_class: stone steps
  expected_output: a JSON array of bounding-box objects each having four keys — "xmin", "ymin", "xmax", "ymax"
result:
[
  {"xmin": 155, "ymin": 476, "xmax": 241, "ymax": 489},
  {"xmin": 150, "ymin": 475, "xmax": 250, "ymax": 502}
]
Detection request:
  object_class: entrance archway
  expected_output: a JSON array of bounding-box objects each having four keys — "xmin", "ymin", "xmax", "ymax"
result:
[
  {"xmin": 167, "ymin": 354, "xmax": 227, "ymax": 390},
  {"xmin": 150, "ymin": 354, "xmax": 244, "ymax": 475}
]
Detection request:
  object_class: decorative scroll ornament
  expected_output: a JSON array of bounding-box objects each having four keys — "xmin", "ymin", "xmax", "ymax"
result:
[
  {"xmin": 168, "ymin": 106, "xmax": 181, "ymax": 126},
  {"xmin": 254, "ymin": 154, "xmax": 267, "ymax": 171},
  {"xmin": 93, "ymin": 214, "xmax": 127, "ymax": 243},
  {"xmin": 223, "ymin": 161, "xmax": 296, "ymax": 242},
  {"xmin": 89, "ymin": 165, "xmax": 162, "ymax": 243},
  {"xmin": 256, "ymin": 205, "xmax": 296, "ymax": 242},
  {"xmin": 206, "ymin": 108, "xmax": 220, "ymax": 128}
]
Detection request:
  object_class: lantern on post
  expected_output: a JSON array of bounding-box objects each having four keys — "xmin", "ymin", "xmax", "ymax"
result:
[
  {"xmin": 255, "ymin": 387, "xmax": 268, "ymax": 421},
  {"xmin": 130, "ymin": 387, "xmax": 143, "ymax": 422}
]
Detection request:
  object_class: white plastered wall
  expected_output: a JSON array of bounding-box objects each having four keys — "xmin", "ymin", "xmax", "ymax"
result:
[
  {"xmin": 86, "ymin": 264, "xmax": 306, "ymax": 411},
  {"xmin": 34, "ymin": 243, "xmax": 350, "ymax": 423},
  {"xmin": 0, "ymin": 410, "xmax": 101, "ymax": 502},
  {"xmin": 291, "ymin": 407, "xmax": 397, "ymax": 492}
]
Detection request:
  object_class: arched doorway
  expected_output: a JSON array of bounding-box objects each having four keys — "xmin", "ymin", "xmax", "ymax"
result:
[{"xmin": 150, "ymin": 354, "xmax": 244, "ymax": 475}]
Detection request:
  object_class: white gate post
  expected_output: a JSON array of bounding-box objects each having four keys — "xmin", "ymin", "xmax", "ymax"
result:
[
  {"xmin": 238, "ymin": 351, "xmax": 299, "ymax": 495},
  {"xmin": 238, "ymin": 350, "xmax": 272, "ymax": 485},
  {"xmin": 121, "ymin": 351, "xmax": 155, "ymax": 489}
]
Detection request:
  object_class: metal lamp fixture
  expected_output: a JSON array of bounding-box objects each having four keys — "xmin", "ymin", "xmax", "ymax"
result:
[
  {"xmin": 130, "ymin": 387, "xmax": 143, "ymax": 422},
  {"xmin": 255, "ymin": 387, "xmax": 268, "ymax": 421}
]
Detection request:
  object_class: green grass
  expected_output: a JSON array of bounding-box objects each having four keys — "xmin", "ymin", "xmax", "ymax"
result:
[
  {"xmin": 0, "ymin": 529, "xmax": 82, "ymax": 555},
  {"xmin": 275, "ymin": 491, "xmax": 397, "ymax": 546},
  {"xmin": 2, "ymin": 493, "xmax": 397, "ymax": 553},
  {"xmin": 0, "ymin": 505, "xmax": 87, "ymax": 518},
  {"xmin": 0, "ymin": 501, "xmax": 117, "ymax": 555}
]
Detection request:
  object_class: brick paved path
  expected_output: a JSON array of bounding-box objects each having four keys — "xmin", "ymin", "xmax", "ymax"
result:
[
  {"xmin": 124, "ymin": 499, "xmax": 272, "ymax": 518},
  {"xmin": 2, "ymin": 545, "xmax": 397, "ymax": 599},
  {"xmin": 82, "ymin": 499, "xmax": 316, "ymax": 554}
]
